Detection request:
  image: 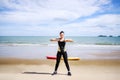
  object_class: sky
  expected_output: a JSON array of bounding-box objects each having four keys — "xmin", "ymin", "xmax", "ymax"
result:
[{"xmin": 0, "ymin": 0, "xmax": 120, "ymax": 36}]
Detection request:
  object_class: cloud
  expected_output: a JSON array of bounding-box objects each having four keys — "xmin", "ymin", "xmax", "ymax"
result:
[
  {"xmin": 0, "ymin": 0, "xmax": 111, "ymax": 25},
  {"xmin": 62, "ymin": 14, "xmax": 120, "ymax": 36},
  {"xmin": 70, "ymin": 14, "xmax": 120, "ymax": 27},
  {"xmin": 0, "ymin": 0, "xmax": 119, "ymax": 36}
]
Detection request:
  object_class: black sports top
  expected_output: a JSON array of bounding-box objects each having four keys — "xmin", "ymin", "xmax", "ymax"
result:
[{"xmin": 58, "ymin": 40, "xmax": 66, "ymax": 52}]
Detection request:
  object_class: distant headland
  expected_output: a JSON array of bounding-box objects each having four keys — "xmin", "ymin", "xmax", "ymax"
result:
[{"xmin": 98, "ymin": 35, "xmax": 120, "ymax": 37}]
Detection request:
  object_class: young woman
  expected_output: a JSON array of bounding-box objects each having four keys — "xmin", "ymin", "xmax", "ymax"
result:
[{"xmin": 50, "ymin": 31, "xmax": 73, "ymax": 76}]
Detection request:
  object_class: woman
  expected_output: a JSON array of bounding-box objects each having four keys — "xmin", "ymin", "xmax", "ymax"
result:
[{"xmin": 50, "ymin": 31, "xmax": 73, "ymax": 76}]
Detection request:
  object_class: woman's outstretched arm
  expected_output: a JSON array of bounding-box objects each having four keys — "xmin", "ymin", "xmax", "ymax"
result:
[
  {"xmin": 65, "ymin": 39, "xmax": 73, "ymax": 42},
  {"xmin": 50, "ymin": 38, "xmax": 59, "ymax": 42}
]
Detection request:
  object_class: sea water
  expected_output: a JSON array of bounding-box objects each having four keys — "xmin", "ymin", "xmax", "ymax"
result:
[
  {"xmin": 0, "ymin": 36, "xmax": 120, "ymax": 45},
  {"xmin": 0, "ymin": 36, "xmax": 120, "ymax": 59}
]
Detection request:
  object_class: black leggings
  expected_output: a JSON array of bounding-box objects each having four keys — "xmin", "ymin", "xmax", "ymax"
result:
[{"xmin": 54, "ymin": 51, "xmax": 70, "ymax": 71}]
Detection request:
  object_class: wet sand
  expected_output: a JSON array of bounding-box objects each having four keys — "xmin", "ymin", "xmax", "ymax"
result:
[{"xmin": 0, "ymin": 58, "xmax": 120, "ymax": 80}]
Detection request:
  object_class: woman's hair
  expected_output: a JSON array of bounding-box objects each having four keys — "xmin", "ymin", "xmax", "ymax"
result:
[{"xmin": 60, "ymin": 31, "xmax": 64, "ymax": 34}]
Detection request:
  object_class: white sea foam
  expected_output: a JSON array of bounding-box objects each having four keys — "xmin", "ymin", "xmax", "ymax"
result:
[{"xmin": 0, "ymin": 43, "xmax": 120, "ymax": 47}]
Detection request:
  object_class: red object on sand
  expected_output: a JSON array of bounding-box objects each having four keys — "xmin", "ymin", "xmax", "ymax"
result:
[{"xmin": 46, "ymin": 56, "xmax": 56, "ymax": 60}]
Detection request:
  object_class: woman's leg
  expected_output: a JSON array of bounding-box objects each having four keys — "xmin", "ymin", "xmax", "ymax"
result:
[
  {"xmin": 52, "ymin": 52, "xmax": 61, "ymax": 75},
  {"xmin": 62, "ymin": 52, "xmax": 71, "ymax": 76},
  {"xmin": 54, "ymin": 52, "xmax": 62, "ymax": 71},
  {"xmin": 62, "ymin": 52, "xmax": 70, "ymax": 71}
]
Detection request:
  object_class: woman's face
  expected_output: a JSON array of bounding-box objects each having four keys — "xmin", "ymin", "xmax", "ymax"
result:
[{"xmin": 60, "ymin": 33, "xmax": 64, "ymax": 38}]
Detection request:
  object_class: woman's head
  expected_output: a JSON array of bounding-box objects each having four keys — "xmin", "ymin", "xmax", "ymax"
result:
[{"xmin": 59, "ymin": 31, "xmax": 64, "ymax": 38}]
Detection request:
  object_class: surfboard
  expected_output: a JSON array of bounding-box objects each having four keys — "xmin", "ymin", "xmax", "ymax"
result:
[{"xmin": 46, "ymin": 56, "xmax": 80, "ymax": 60}]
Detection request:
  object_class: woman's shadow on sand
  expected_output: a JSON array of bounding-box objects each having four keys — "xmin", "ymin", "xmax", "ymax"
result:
[{"xmin": 23, "ymin": 72, "xmax": 67, "ymax": 75}]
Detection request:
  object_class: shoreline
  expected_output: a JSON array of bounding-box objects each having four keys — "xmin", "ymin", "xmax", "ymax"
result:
[
  {"xmin": 0, "ymin": 44, "xmax": 120, "ymax": 60},
  {"xmin": 0, "ymin": 58, "xmax": 120, "ymax": 66},
  {"xmin": 1, "ymin": 43, "xmax": 120, "ymax": 46}
]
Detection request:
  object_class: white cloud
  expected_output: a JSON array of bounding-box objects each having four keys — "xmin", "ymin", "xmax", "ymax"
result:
[
  {"xmin": 68, "ymin": 14, "xmax": 120, "ymax": 27},
  {"xmin": 0, "ymin": 0, "xmax": 111, "ymax": 25},
  {"xmin": 61, "ymin": 14, "xmax": 120, "ymax": 36},
  {"xmin": 0, "ymin": 0, "xmax": 119, "ymax": 36}
]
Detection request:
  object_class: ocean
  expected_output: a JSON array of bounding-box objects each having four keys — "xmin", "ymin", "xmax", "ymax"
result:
[
  {"xmin": 0, "ymin": 36, "xmax": 120, "ymax": 45},
  {"xmin": 0, "ymin": 36, "xmax": 120, "ymax": 59}
]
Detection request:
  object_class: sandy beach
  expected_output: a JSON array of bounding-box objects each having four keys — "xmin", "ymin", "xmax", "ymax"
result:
[{"xmin": 0, "ymin": 58, "xmax": 120, "ymax": 80}]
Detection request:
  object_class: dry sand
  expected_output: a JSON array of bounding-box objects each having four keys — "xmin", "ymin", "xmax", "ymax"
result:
[{"xmin": 0, "ymin": 58, "xmax": 120, "ymax": 80}]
